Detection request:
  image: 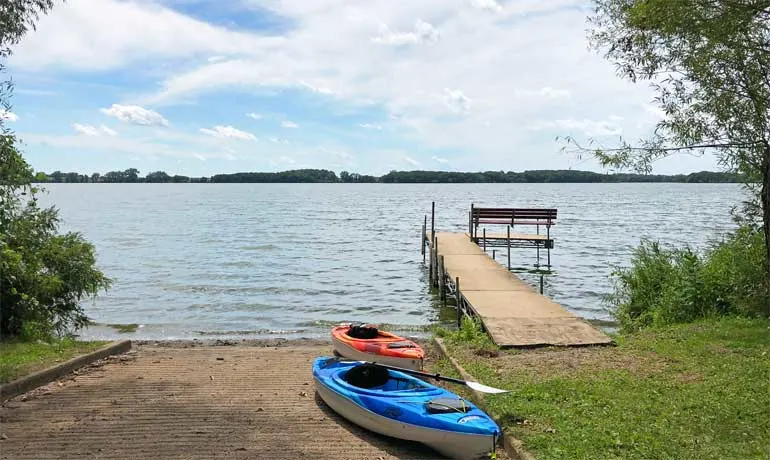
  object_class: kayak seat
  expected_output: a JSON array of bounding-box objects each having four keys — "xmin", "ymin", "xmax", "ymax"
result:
[
  {"xmin": 386, "ymin": 341, "xmax": 416, "ymax": 349},
  {"xmin": 425, "ymin": 397, "xmax": 472, "ymax": 414},
  {"xmin": 348, "ymin": 324, "xmax": 379, "ymax": 339},
  {"xmin": 344, "ymin": 364, "xmax": 390, "ymax": 389}
]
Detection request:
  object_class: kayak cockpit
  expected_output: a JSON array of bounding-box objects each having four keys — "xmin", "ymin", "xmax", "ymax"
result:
[
  {"xmin": 329, "ymin": 362, "xmax": 442, "ymax": 397},
  {"xmin": 343, "ymin": 363, "xmax": 427, "ymax": 391}
]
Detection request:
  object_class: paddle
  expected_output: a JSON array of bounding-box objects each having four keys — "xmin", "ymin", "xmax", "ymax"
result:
[{"xmin": 334, "ymin": 358, "xmax": 509, "ymax": 394}]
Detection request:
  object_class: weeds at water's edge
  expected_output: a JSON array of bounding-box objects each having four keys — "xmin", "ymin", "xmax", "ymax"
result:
[
  {"xmin": 432, "ymin": 316, "xmax": 500, "ymax": 357},
  {"xmin": 106, "ymin": 323, "xmax": 139, "ymax": 333}
]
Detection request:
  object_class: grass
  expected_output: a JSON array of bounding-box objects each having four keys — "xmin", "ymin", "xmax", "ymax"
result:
[
  {"xmin": 440, "ymin": 316, "xmax": 770, "ymax": 460},
  {"xmin": 0, "ymin": 338, "xmax": 109, "ymax": 383}
]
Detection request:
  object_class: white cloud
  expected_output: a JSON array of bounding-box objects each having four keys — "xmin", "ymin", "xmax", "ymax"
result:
[
  {"xmin": 516, "ymin": 87, "xmax": 571, "ymax": 99},
  {"xmin": 432, "ymin": 155, "xmax": 449, "ymax": 164},
  {"xmin": 101, "ymin": 104, "xmax": 169, "ymax": 127},
  {"xmin": 73, "ymin": 123, "xmax": 118, "ymax": 136},
  {"xmin": 319, "ymin": 146, "xmax": 353, "ymax": 160},
  {"xmin": 470, "ymin": 0, "xmax": 503, "ymax": 12},
  {"xmin": 246, "ymin": 112, "xmax": 263, "ymax": 120},
  {"xmin": 268, "ymin": 137, "xmax": 290, "ymax": 144},
  {"xmin": 300, "ymin": 80, "xmax": 334, "ymax": 95},
  {"xmin": 403, "ymin": 155, "xmax": 420, "ymax": 166},
  {"xmin": 643, "ymin": 104, "xmax": 667, "ymax": 119},
  {"xmin": 99, "ymin": 124, "xmax": 118, "ymax": 136},
  {"xmin": 199, "ymin": 125, "xmax": 257, "ymax": 141},
  {"xmin": 9, "ymin": 0, "xmax": 279, "ymax": 71},
  {"xmin": 281, "ymin": 121, "xmax": 299, "ymax": 129},
  {"xmin": 528, "ymin": 117, "xmax": 624, "ymax": 137},
  {"xmin": 372, "ymin": 19, "xmax": 440, "ymax": 46},
  {"xmin": 12, "ymin": 0, "xmax": 669, "ymax": 172},
  {"xmin": 25, "ymin": 131, "xmax": 239, "ymax": 161},
  {"xmin": 444, "ymin": 89, "xmax": 471, "ymax": 114},
  {"xmin": 357, "ymin": 123, "xmax": 383, "ymax": 130},
  {"xmin": 0, "ymin": 110, "xmax": 19, "ymax": 122}
]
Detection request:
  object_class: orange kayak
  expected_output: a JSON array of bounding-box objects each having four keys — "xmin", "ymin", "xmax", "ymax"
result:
[{"xmin": 331, "ymin": 324, "xmax": 424, "ymax": 371}]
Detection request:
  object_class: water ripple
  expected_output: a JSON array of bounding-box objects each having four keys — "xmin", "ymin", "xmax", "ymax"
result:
[{"xmin": 41, "ymin": 182, "xmax": 743, "ymax": 340}]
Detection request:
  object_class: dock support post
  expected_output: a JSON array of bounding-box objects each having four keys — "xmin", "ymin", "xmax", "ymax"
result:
[
  {"xmin": 507, "ymin": 225, "xmax": 511, "ymax": 271},
  {"xmin": 482, "ymin": 228, "xmax": 486, "ymax": 252},
  {"xmin": 547, "ymin": 225, "xmax": 552, "ymax": 269},
  {"xmin": 469, "ymin": 203, "xmax": 474, "ymax": 241},
  {"xmin": 438, "ymin": 255, "xmax": 445, "ymax": 303},
  {"xmin": 431, "ymin": 201, "xmax": 435, "ymax": 244},
  {"xmin": 432, "ymin": 236, "xmax": 439, "ymax": 287},
  {"xmin": 455, "ymin": 277, "xmax": 462, "ymax": 328},
  {"xmin": 421, "ymin": 216, "xmax": 426, "ymax": 262},
  {"xmin": 539, "ymin": 275, "xmax": 544, "ymax": 294},
  {"xmin": 428, "ymin": 238, "xmax": 434, "ymax": 286},
  {"xmin": 492, "ymin": 249, "xmax": 496, "ymax": 260}
]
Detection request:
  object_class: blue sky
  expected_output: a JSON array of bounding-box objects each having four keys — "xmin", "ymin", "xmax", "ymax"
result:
[{"xmin": 3, "ymin": 0, "xmax": 724, "ymax": 177}]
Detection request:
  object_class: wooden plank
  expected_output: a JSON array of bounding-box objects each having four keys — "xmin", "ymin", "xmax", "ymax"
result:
[
  {"xmin": 444, "ymin": 268, "xmax": 533, "ymax": 292},
  {"xmin": 462, "ymin": 290, "xmax": 571, "ymax": 318},
  {"xmin": 435, "ymin": 233, "xmax": 487, "ymax": 255},
  {"xmin": 474, "ymin": 232, "xmax": 551, "ymax": 241},
  {"xmin": 483, "ymin": 317, "xmax": 614, "ymax": 347},
  {"xmin": 431, "ymin": 231, "xmax": 613, "ymax": 349}
]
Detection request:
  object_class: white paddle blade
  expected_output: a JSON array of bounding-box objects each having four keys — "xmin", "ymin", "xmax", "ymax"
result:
[{"xmin": 467, "ymin": 381, "xmax": 509, "ymax": 394}]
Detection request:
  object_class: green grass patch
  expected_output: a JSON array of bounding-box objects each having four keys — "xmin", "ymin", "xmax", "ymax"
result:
[
  {"xmin": 0, "ymin": 338, "xmax": 109, "ymax": 383},
  {"xmin": 441, "ymin": 317, "xmax": 770, "ymax": 460},
  {"xmin": 434, "ymin": 316, "xmax": 501, "ymax": 357}
]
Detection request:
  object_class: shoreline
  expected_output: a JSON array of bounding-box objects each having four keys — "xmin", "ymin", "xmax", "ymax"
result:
[
  {"xmin": 131, "ymin": 335, "xmax": 438, "ymax": 348},
  {"xmin": 130, "ymin": 337, "xmax": 336, "ymax": 348}
]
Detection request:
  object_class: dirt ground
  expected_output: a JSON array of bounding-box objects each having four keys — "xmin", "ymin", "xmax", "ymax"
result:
[{"xmin": 0, "ymin": 339, "xmax": 505, "ymax": 460}]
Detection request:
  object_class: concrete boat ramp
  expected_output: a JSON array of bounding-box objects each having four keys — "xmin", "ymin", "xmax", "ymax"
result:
[{"xmin": 0, "ymin": 342, "xmax": 458, "ymax": 460}]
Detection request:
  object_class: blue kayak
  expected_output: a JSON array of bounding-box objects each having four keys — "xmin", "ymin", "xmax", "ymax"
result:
[{"xmin": 312, "ymin": 356, "xmax": 501, "ymax": 459}]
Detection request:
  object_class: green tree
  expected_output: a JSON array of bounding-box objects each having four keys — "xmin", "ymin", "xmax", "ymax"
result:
[
  {"xmin": 1, "ymin": 0, "xmax": 112, "ymax": 339},
  {"xmin": 124, "ymin": 168, "xmax": 139, "ymax": 182},
  {"xmin": 565, "ymin": 0, "xmax": 770, "ymax": 277},
  {"xmin": 145, "ymin": 170, "xmax": 171, "ymax": 183}
]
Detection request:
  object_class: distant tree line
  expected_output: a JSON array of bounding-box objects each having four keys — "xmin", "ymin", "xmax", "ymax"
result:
[{"xmin": 34, "ymin": 168, "xmax": 745, "ymax": 184}]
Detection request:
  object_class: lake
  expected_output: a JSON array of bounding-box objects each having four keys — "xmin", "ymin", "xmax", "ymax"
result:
[{"xmin": 39, "ymin": 182, "xmax": 745, "ymax": 340}]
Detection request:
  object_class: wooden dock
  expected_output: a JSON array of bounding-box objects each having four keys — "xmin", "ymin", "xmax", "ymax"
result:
[{"xmin": 422, "ymin": 204, "xmax": 613, "ymax": 349}]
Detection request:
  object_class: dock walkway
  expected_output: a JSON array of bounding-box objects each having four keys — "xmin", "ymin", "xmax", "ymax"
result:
[{"xmin": 430, "ymin": 232, "xmax": 612, "ymax": 348}]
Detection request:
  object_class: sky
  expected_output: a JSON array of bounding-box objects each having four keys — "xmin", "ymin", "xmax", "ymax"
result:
[{"xmin": 3, "ymin": 0, "xmax": 724, "ymax": 177}]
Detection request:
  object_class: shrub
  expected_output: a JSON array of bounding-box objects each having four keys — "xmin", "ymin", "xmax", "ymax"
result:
[
  {"xmin": 607, "ymin": 226, "xmax": 769, "ymax": 332},
  {"xmin": 1, "ymin": 135, "xmax": 112, "ymax": 340}
]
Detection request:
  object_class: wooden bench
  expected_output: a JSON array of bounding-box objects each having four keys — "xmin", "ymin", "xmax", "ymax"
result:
[{"xmin": 469, "ymin": 205, "xmax": 557, "ymax": 241}]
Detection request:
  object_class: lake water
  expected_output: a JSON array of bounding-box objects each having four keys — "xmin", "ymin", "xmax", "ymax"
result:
[{"xmin": 39, "ymin": 183, "xmax": 745, "ymax": 340}]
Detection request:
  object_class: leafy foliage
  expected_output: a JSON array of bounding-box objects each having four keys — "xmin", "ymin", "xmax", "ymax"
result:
[
  {"xmin": 568, "ymin": 0, "xmax": 770, "ymax": 276},
  {"xmin": 606, "ymin": 226, "xmax": 769, "ymax": 332},
  {"xmin": 1, "ymin": 0, "xmax": 111, "ymax": 339}
]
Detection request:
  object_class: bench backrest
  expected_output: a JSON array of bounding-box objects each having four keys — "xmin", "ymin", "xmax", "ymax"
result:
[
  {"xmin": 470, "ymin": 206, "xmax": 557, "ymax": 230},
  {"xmin": 471, "ymin": 207, "xmax": 556, "ymax": 225}
]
